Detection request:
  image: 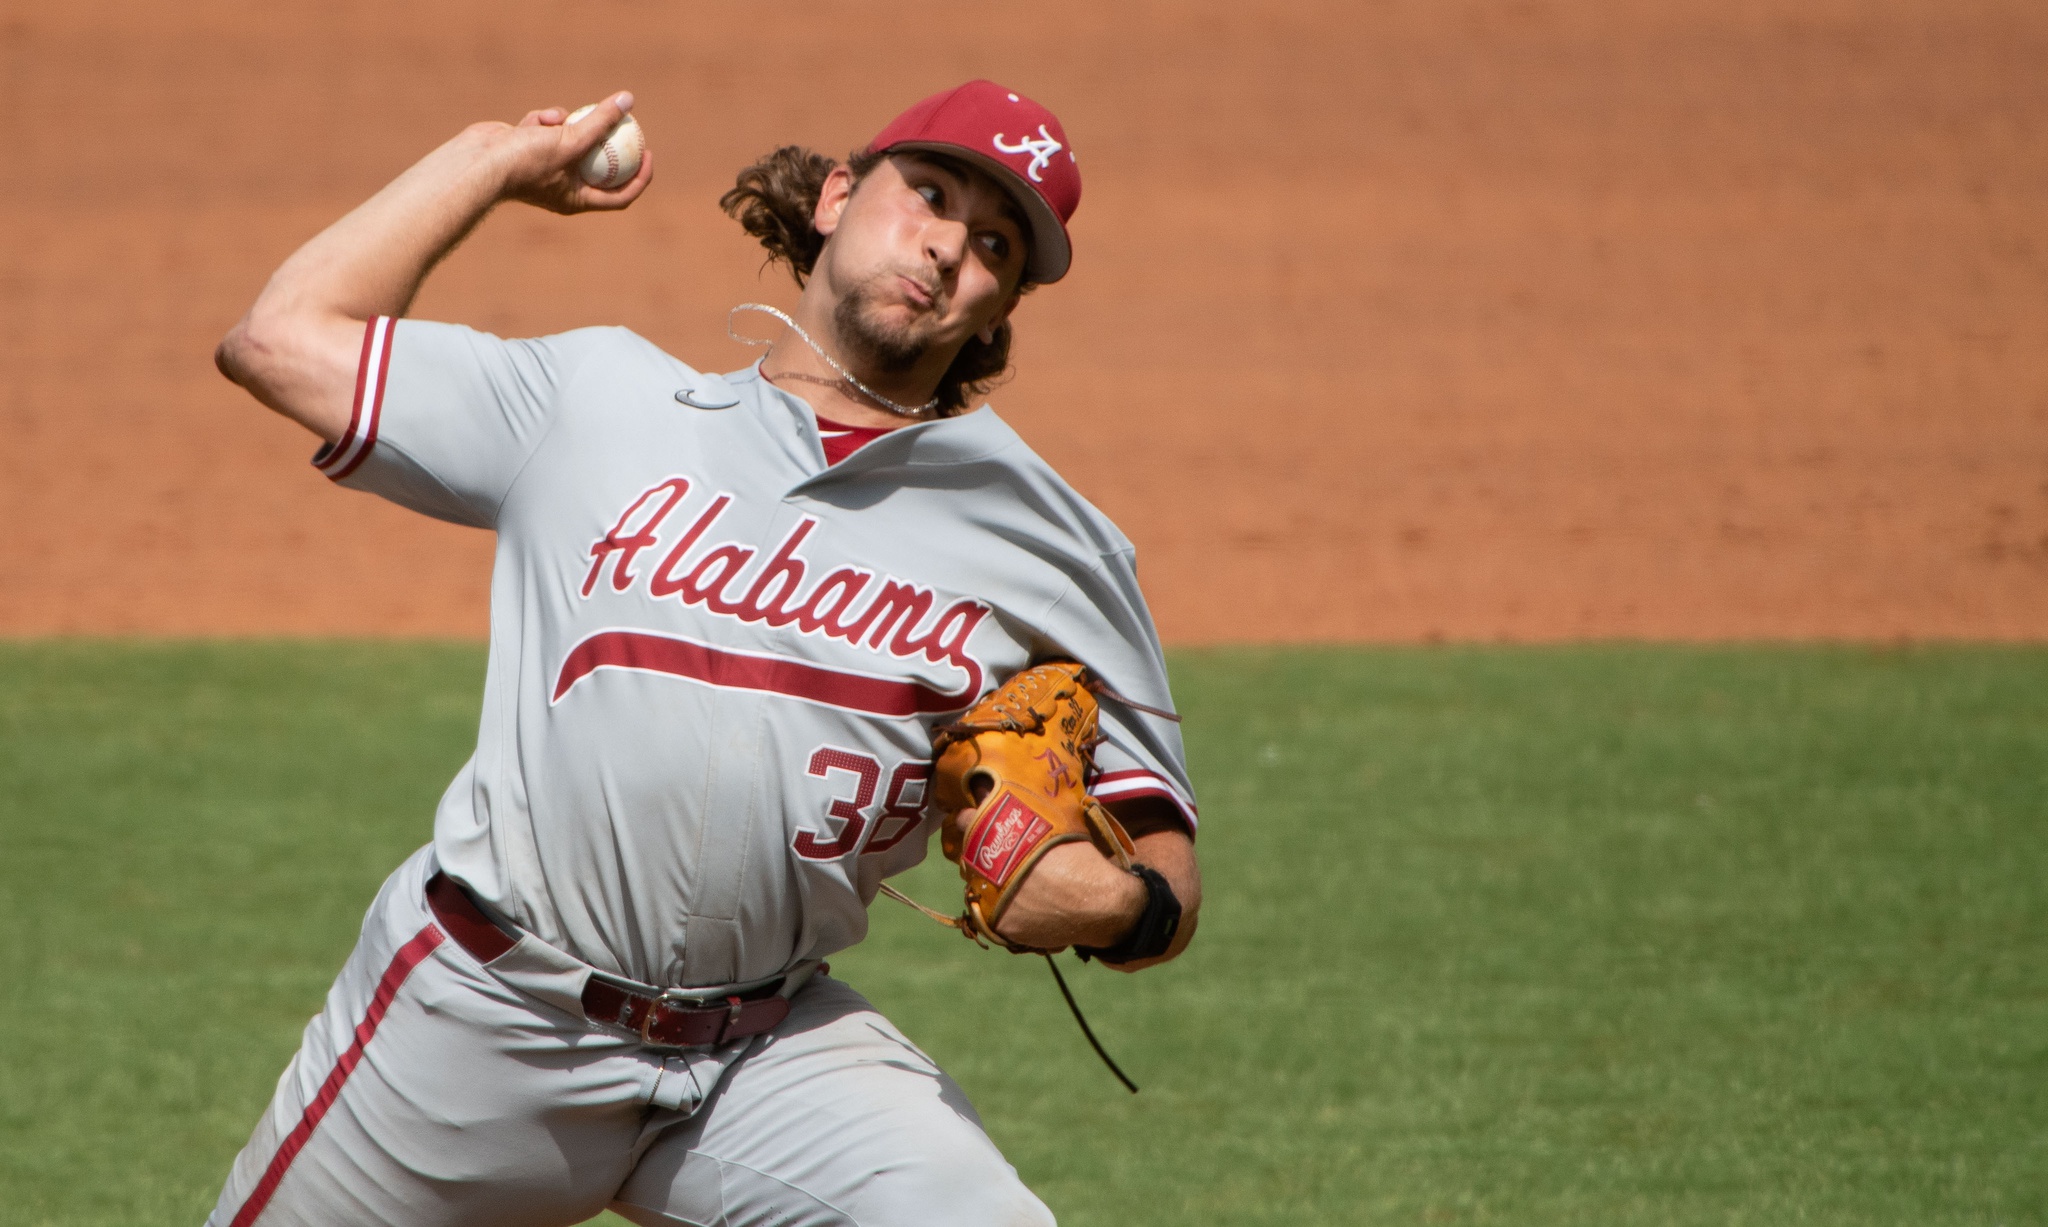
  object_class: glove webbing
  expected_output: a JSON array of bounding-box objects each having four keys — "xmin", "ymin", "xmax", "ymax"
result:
[{"xmin": 875, "ymin": 884, "xmax": 1139, "ymax": 1093}]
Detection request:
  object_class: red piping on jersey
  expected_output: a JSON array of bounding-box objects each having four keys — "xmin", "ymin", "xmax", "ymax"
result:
[
  {"xmin": 1092, "ymin": 768, "xmax": 1186, "ymax": 789},
  {"xmin": 551, "ymin": 628, "xmax": 978, "ymax": 716},
  {"xmin": 309, "ymin": 319, "xmax": 375, "ymax": 475},
  {"xmin": 334, "ymin": 318, "xmax": 395, "ymax": 481},
  {"xmin": 226, "ymin": 923, "xmax": 445, "ymax": 1227},
  {"xmin": 313, "ymin": 316, "xmax": 393, "ymax": 482},
  {"xmin": 1089, "ymin": 768, "xmax": 1200, "ymax": 830}
]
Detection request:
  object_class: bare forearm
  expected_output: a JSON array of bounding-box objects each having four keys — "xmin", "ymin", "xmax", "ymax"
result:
[
  {"xmin": 215, "ymin": 128, "xmax": 515, "ymax": 441},
  {"xmin": 990, "ymin": 821, "xmax": 1201, "ymax": 969},
  {"xmin": 215, "ymin": 94, "xmax": 648, "ymax": 442},
  {"xmin": 257, "ymin": 126, "xmax": 513, "ymax": 327}
]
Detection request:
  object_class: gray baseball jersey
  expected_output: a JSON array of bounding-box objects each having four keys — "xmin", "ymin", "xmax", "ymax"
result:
[{"xmin": 316, "ymin": 316, "xmax": 1196, "ymax": 990}]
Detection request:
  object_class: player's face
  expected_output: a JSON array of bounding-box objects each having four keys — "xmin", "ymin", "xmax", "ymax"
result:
[{"xmin": 814, "ymin": 155, "xmax": 1029, "ymax": 372}]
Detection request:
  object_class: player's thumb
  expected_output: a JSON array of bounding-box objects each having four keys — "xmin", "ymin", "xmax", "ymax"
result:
[{"xmin": 563, "ymin": 91, "xmax": 634, "ymax": 154}]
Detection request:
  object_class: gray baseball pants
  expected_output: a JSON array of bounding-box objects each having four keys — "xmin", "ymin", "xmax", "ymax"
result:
[{"xmin": 206, "ymin": 846, "xmax": 1054, "ymax": 1227}]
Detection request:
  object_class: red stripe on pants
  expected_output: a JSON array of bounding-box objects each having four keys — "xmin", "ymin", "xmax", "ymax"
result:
[{"xmin": 227, "ymin": 924, "xmax": 447, "ymax": 1227}]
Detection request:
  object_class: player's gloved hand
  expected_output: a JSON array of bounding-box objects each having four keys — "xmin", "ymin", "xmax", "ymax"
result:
[
  {"xmin": 484, "ymin": 92, "xmax": 654, "ymax": 215},
  {"xmin": 930, "ymin": 660, "xmax": 1144, "ymax": 954},
  {"xmin": 944, "ymin": 825, "xmax": 1147, "ymax": 953}
]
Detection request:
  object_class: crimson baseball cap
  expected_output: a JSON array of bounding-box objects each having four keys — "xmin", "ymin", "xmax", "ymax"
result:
[{"xmin": 865, "ymin": 80, "xmax": 1081, "ymax": 283}]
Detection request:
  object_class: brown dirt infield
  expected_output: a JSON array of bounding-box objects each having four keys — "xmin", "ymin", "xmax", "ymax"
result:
[{"xmin": 2, "ymin": 1, "xmax": 2044, "ymax": 642}]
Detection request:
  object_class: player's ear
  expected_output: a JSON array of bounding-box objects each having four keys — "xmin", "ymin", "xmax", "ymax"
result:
[
  {"xmin": 813, "ymin": 165, "xmax": 856, "ymax": 238},
  {"xmin": 977, "ymin": 292, "xmax": 1023, "ymax": 345}
]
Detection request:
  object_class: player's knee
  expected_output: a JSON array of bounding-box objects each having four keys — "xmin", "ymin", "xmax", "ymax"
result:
[{"xmin": 853, "ymin": 1133, "xmax": 1055, "ymax": 1227}]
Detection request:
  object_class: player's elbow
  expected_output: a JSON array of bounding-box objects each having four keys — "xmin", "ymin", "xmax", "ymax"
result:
[
  {"xmin": 1104, "ymin": 846, "xmax": 1200, "ymax": 974},
  {"xmin": 211, "ymin": 307, "xmax": 363, "ymax": 444},
  {"xmin": 214, "ymin": 328, "xmax": 247, "ymax": 387},
  {"xmin": 215, "ymin": 316, "xmax": 269, "ymax": 390},
  {"xmin": 1106, "ymin": 908, "xmax": 1197, "ymax": 975},
  {"xmin": 214, "ymin": 310, "xmax": 305, "ymax": 410}
]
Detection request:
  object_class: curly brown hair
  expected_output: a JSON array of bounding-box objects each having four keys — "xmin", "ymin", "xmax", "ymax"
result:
[{"xmin": 720, "ymin": 146, "xmax": 1031, "ymax": 415}]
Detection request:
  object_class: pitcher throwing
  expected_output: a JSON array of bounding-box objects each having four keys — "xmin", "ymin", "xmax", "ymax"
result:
[{"xmin": 209, "ymin": 80, "xmax": 1199, "ymax": 1227}]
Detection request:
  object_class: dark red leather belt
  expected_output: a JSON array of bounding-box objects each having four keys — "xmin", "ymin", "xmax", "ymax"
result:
[{"xmin": 426, "ymin": 872, "xmax": 791, "ymax": 1048}]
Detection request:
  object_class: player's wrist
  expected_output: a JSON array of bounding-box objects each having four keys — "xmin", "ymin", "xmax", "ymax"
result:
[
  {"xmin": 442, "ymin": 119, "xmax": 555, "ymax": 196},
  {"xmin": 1073, "ymin": 859, "xmax": 1149, "ymax": 948},
  {"xmin": 466, "ymin": 124, "xmax": 542, "ymax": 199},
  {"xmin": 1075, "ymin": 863, "xmax": 1183, "ymax": 966}
]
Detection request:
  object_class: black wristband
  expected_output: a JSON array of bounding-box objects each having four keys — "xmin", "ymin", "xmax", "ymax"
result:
[{"xmin": 1075, "ymin": 863, "xmax": 1182, "ymax": 966}]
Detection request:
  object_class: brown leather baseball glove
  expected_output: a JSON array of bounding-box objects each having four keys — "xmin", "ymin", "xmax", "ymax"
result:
[{"xmin": 929, "ymin": 660, "xmax": 1137, "ymax": 953}]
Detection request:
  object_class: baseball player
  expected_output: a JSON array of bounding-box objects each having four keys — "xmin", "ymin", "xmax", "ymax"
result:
[{"xmin": 207, "ymin": 80, "xmax": 1199, "ymax": 1227}]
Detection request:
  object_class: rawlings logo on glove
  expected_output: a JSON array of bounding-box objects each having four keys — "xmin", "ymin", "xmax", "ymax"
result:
[{"xmin": 965, "ymin": 794, "xmax": 1054, "ymax": 885}]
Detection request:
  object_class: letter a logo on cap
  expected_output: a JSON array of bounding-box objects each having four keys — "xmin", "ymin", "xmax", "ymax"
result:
[{"xmin": 992, "ymin": 125, "xmax": 1062, "ymax": 183}]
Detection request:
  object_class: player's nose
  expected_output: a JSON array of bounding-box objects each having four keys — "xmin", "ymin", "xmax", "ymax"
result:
[{"xmin": 923, "ymin": 217, "xmax": 968, "ymax": 273}]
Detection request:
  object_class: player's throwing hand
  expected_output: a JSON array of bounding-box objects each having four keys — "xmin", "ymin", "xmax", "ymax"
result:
[{"xmin": 490, "ymin": 91, "xmax": 654, "ymax": 214}]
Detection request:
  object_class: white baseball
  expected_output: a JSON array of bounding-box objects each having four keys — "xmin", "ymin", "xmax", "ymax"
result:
[{"xmin": 566, "ymin": 104, "xmax": 645, "ymax": 190}]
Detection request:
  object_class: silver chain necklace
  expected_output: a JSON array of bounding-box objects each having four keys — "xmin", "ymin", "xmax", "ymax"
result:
[{"xmin": 728, "ymin": 303, "xmax": 938, "ymax": 419}]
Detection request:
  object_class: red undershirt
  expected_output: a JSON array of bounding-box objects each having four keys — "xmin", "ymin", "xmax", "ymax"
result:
[{"xmin": 814, "ymin": 415, "xmax": 894, "ymax": 466}]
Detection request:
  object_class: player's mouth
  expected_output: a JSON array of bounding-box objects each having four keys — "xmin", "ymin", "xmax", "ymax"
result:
[{"xmin": 895, "ymin": 275, "xmax": 938, "ymax": 311}]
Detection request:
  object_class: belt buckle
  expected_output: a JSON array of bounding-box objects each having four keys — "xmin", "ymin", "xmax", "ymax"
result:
[
  {"xmin": 639, "ymin": 987, "xmax": 705, "ymax": 1046},
  {"xmin": 637, "ymin": 986, "xmax": 766, "ymax": 1047}
]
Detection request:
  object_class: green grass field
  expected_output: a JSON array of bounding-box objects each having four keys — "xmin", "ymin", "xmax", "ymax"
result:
[{"xmin": 2, "ymin": 643, "xmax": 2044, "ymax": 1225}]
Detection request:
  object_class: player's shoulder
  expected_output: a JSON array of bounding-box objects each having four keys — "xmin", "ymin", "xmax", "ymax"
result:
[
  {"xmin": 401, "ymin": 321, "xmax": 695, "ymax": 374},
  {"xmin": 478, "ymin": 324, "xmax": 740, "ymax": 405},
  {"xmin": 536, "ymin": 324, "xmax": 684, "ymax": 374},
  {"xmin": 926, "ymin": 408, "xmax": 1137, "ymax": 560},
  {"xmin": 563, "ymin": 326, "xmax": 740, "ymax": 393}
]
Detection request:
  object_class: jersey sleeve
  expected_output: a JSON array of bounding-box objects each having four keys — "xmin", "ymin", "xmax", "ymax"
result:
[
  {"xmin": 1038, "ymin": 548, "xmax": 1200, "ymax": 833},
  {"xmin": 312, "ymin": 316, "xmax": 599, "ymax": 529}
]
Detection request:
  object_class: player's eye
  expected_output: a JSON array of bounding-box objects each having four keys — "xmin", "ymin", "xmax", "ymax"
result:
[
  {"xmin": 916, "ymin": 183, "xmax": 944, "ymax": 209},
  {"xmin": 978, "ymin": 232, "xmax": 1011, "ymax": 261}
]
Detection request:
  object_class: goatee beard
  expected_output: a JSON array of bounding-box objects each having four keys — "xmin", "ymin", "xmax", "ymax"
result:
[{"xmin": 833, "ymin": 280, "xmax": 933, "ymax": 375}]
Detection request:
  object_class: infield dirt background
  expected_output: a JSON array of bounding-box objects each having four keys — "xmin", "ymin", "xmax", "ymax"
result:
[{"xmin": 2, "ymin": 0, "xmax": 2044, "ymax": 642}]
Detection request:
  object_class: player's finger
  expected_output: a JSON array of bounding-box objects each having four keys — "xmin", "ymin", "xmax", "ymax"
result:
[
  {"xmin": 562, "ymin": 91, "xmax": 634, "ymax": 154},
  {"xmin": 518, "ymin": 106, "xmax": 568, "ymax": 129},
  {"xmin": 577, "ymin": 145, "xmax": 654, "ymax": 212}
]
